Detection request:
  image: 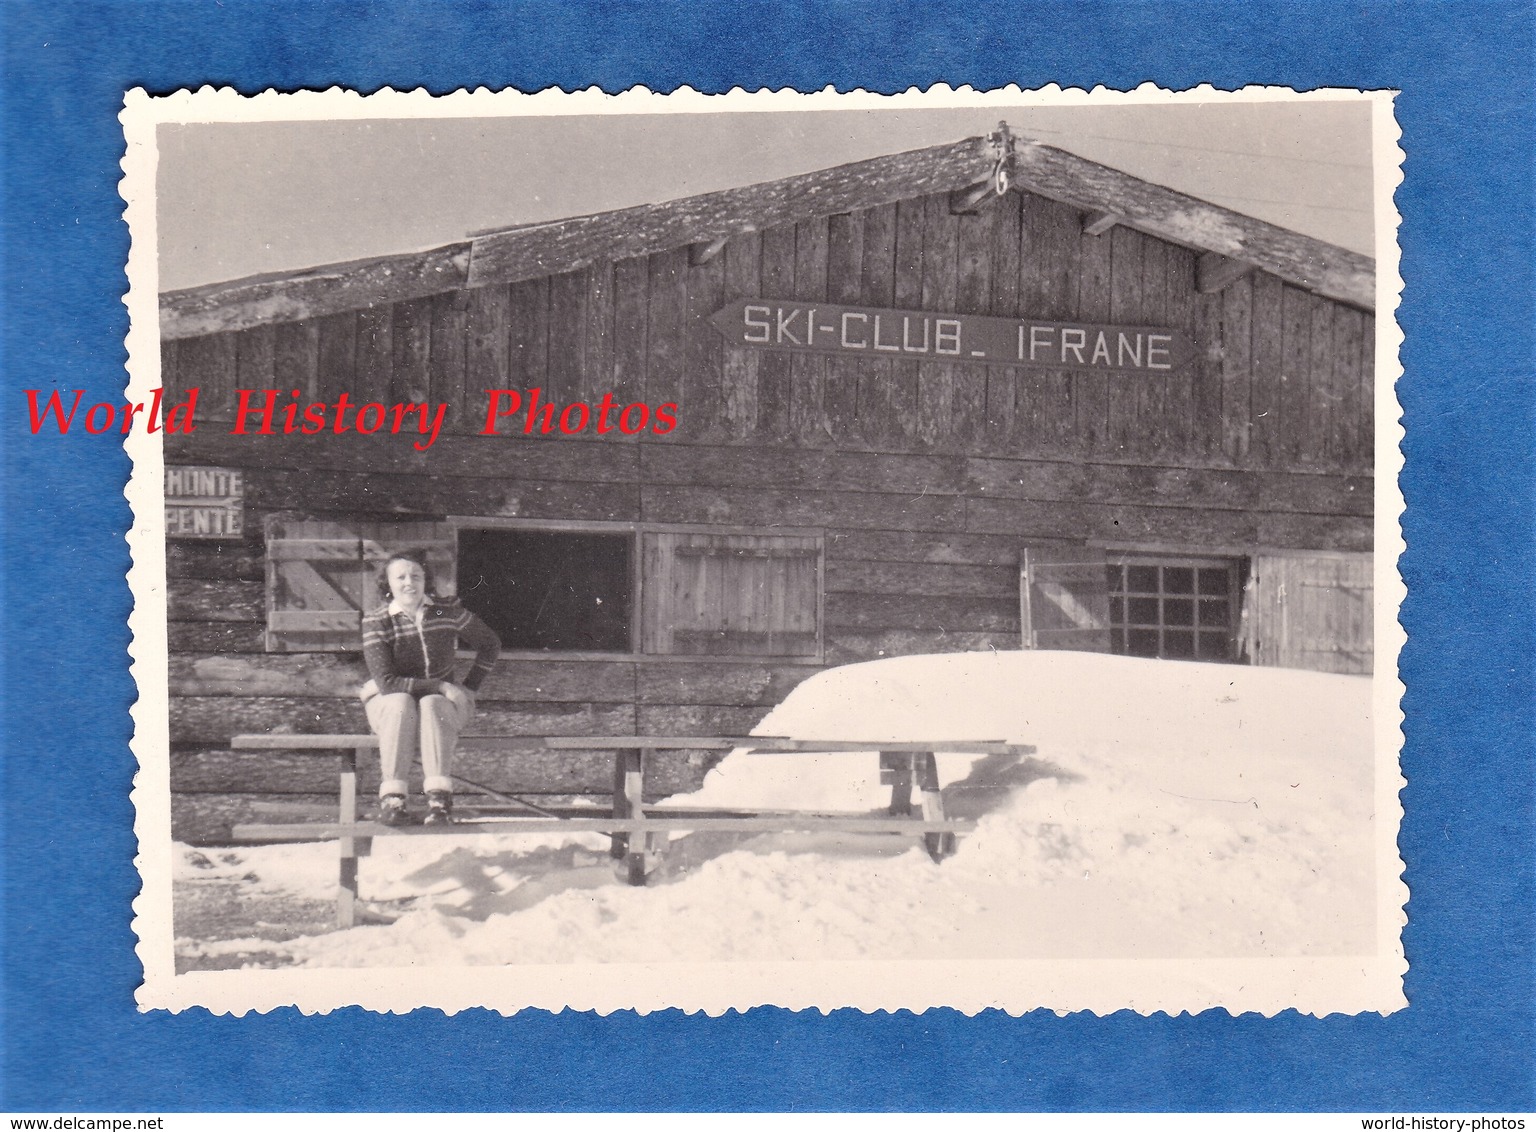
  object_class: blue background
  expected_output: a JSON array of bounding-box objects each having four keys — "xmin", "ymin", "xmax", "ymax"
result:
[{"xmin": 2, "ymin": 0, "xmax": 1532, "ymax": 1112}]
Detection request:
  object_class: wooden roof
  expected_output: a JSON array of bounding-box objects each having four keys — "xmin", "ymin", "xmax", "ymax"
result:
[{"xmin": 159, "ymin": 129, "xmax": 1375, "ymax": 341}]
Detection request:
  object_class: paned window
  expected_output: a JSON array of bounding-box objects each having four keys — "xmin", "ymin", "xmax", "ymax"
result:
[{"xmin": 1106, "ymin": 556, "xmax": 1240, "ymax": 662}]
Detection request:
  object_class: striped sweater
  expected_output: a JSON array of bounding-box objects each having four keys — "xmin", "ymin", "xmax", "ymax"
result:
[{"xmin": 361, "ymin": 598, "xmax": 501, "ymax": 696}]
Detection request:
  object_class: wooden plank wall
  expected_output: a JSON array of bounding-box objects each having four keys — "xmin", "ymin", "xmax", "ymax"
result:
[
  {"xmin": 160, "ymin": 187, "xmax": 1375, "ymax": 842},
  {"xmin": 163, "ymin": 188, "xmax": 1376, "ymax": 469},
  {"xmin": 163, "ymin": 480, "xmax": 822, "ymax": 842}
]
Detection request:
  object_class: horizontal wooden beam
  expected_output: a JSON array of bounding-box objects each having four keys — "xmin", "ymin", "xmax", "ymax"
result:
[
  {"xmin": 1082, "ymin": 210, "xmax": 1120, "ymax": 236},
  {"xmin": 230, "ymin": 732, "xmax": 1035, "ymax": 756},
  {"xmin": 171, "ymin": 748, "xmax": 705, "ymax": 798},
  {"xmin": 165, "ymin": 428, "xmax": 641, "ymax": 485},
  {"xmin": 1011, "ymin": 140, "xmax": 1374, "ymax": 310},
  {"xmin": 232, "ymin": 815, "xmax": 979, "ymax": 841},
  {"xmin": 634, "ymin": 443, "xmax": 1373, "ymax": 516},
  {"xmin": 543, "ymin": 735, "xmax": 1033, "ymax": 755},
  {"xmin": 248, "ymin": 804, "xmax": 945, "ymax": 821},
  {"xmin": 160, "ymin": 243, "xmax": 472, "ymax": 341},
  {"xmin": 173, "ymin": 696, "xmax": 641, "ymax": 746},
  {"xmin": 172, "ymin": 653, "xmax": 793, "ymax": 705},
  {"xmin": 1197, "ymin": 250, "xmax": 1257, "ymax": 294}
]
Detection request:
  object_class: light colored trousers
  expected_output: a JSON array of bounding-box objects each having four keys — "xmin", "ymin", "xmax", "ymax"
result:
[{"xmin": 363, "ymin": 685, "xmax": 474, "ymax": 798}]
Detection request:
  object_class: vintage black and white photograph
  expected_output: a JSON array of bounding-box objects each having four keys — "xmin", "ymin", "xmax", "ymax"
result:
[{"xmin": 122, "ymin": 86, "xmax": 1405, "ymax": 1015}]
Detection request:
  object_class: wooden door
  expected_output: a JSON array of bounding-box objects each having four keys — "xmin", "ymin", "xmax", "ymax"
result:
[{"xmin": 1240, "ymin": 552, "xmax": 1373, "ymax": 674}]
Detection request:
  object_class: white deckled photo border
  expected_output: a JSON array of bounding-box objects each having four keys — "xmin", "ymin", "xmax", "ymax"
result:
[{"xmin": 122, "ymin": 83, "xmax": 1407, "ymax": 1016}]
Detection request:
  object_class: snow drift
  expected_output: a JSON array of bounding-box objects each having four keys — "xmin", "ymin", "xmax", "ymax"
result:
[{"xmin": 176, "ymin": 651, "xmax": 1378, "ymax": 969}]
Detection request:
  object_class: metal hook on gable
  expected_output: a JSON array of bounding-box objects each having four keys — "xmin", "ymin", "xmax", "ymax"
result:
[{"xmin": 989, "ymin": 121, "xmax": 1015, "ymax": 197}]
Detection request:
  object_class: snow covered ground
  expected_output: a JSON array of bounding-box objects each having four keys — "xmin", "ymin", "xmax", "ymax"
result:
[{"xmin": 174, "ymin": 651, "xmax": 1379, "ymax": 970}]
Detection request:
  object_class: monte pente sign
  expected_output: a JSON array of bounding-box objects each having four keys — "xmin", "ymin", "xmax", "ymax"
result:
[{"xmin": 710, "ymin": 300, "xmax": 1192, "ymax": 374}]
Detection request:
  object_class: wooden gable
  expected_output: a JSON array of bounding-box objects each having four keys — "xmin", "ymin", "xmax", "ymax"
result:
[
  {"xmin": 159, "ymin": 130, "xmax": 1374, "ymax": 341},
  {"xmin": 163, "ymin": 184, "xmax": 1375, "ymax": 476}
]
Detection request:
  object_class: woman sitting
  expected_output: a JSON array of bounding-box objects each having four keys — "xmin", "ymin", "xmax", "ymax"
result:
[{"xmin": 359, "ymin": 551, "xmax": 501, "ymax": 826}]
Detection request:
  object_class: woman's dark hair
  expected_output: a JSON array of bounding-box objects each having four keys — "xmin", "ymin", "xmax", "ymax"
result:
[{"xmin": 375, "ymin": 550, "xmax": 435, "ymax": 602}]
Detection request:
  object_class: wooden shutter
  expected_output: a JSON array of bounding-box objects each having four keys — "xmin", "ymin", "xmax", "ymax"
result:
[
  {"xmin": 1239, "ymin": 552, "xmax": 1373, "ymax": 674},
  {"xmin": 643, "ymin": 532, "xmax": 821, "ymax": 658},
  {"xmin": 265, "ymin": 516, "xmax": 457, "ymax": 652},
  {"xmin": 1020, "ymin": 544, "xmax": 1111, "ymax": 652}
]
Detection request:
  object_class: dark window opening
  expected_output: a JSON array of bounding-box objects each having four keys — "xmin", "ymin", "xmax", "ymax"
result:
[
  {"xmin": 1107, "ymin": 557, "xmax": 1241, "ymax": 662},
  {"xmin": 457, "ymin": 529, "xmax": 632, "ymax": 652}
]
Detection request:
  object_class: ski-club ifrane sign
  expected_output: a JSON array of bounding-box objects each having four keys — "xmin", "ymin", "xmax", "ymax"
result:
[{"xmin": 710, "ymin": 299, "xmax": 1193, "ymax": 373}]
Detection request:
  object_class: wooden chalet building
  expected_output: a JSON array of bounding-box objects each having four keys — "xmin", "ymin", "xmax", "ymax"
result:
[{"xmin": 158, "ymin": 127, "xmax": 1377, "ymax": 842}]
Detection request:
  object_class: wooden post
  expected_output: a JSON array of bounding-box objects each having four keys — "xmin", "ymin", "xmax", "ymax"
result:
[
  {"xmin": 337, "ymin": 749, "xmax": 360, "ymax": 928},
  {"xmin": 354, "ymin": 746, "xmax": 373, "ymax": 863},
  {"xmin": 609, "ymin": 750, "xmax": 629, "ymax": 860},
  {"xmin": 916, "ymin": 751, "xmax": 955, "ymax": 862},
  {"xmin": 882, "ymin": 751, "xmax": 914, "ymax": 816},
  {"xmin": 623, "ymin": 748, "xmax": 647, "ymax": 886}
]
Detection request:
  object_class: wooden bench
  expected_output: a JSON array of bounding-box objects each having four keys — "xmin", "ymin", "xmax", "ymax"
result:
[{"xmin": 227, "ymin": 733, "xmax": 1036, "ymax": 927}]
